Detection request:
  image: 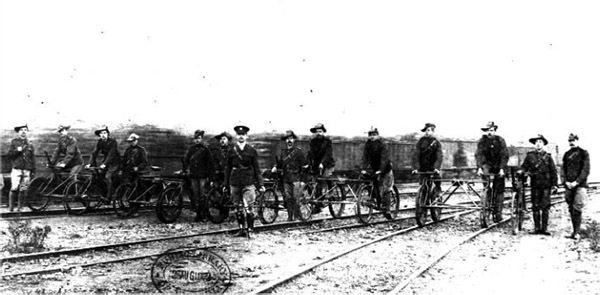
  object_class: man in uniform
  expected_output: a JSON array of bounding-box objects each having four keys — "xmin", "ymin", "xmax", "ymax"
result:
[
  {"xmin": 212, "ymin": 131, "xmax": 232, "ymax": 188},
  {"xmin": 475, "ymin": 121, "xmax": 509, "ymax": 223},
  {"xmin": 361, "ymin": 127, "xmax": 394, "ymax": 213},
  {"xmin": 305, "ymin": 123, "xmax": 335, "ymax": 213},
  {"xmin": 224, "ymin": 125, "xmax": 265, "ymax": 237},
  {"xmin": 562, "ymin": 133, "xmax": 590, "ymax": 240},
  {"xmin": 411, "ymin": 123, "xmax": 443, "ymax": 196},
  {"xmin": 121, "ymin": 133, "xmax": 148, "ymax": 185},
  {"xmin": 86, "ymin": 126, "xmax": 121, "ymax": 201},
  {"xmin": 272, "ymin": 130, "xmax": 306, "ymax": 221},
  {"xmin": 7, "ymin": 124, "xmax": 35, "ymax": 211},
  {"xmin": 184, "ymin": 130, "xmax": 212, "ymax": 222},
  {"xmin": 50, "ymin": 125, "xmax": 84, "ymax": 176},
  {"xmin": 521, "ymin": 134, "xmax": 558, "ymax": 235}
]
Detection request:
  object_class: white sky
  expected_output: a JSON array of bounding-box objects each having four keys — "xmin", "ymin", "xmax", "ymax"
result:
[{"xmin": 1, "ymin": 0, "xmax": 598, "ymax": 160}]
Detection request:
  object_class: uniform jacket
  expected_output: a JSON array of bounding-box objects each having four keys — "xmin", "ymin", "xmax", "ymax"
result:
[
  {"xmin": 307, "ymin": 136, "xmax": 335, "ymax": 173},
  {"xmin": 363, "ymin": 139, "xmax": 393, "ymax": 174},
  {"xmin": 212, "ymin": 145, "xmax": 230, "ymax": 176},
  {"xmin": 412, "ymin": 136, "xmax": 443, "ymax": 172},
  {"xmin": 562, "ymin": 147, "xmax": 590, "ymax": 187},
  {"xmin": 475, "ymin": 135, "xmax": 508, "ymax": 171},
  {"xmin": 90, "ymin": 138, "xmax": 121, "ymax": 168},
  {"xmin": 521, "ymin": 150, "xmax": 558, "ymax": 188},
  {"xmin": 225, "ymin": 144, "xmax": 263, "ymax": 187},
  {"xmin": 275, "ymin": 146, "xmax": 307, "ymax": 182},
  {"xmin": 51, "ymin": 135, "xmax": 84, "ymax": 168},
  {"xmin": 122, "ymin": 145, "xmax": 148, "ymax": 173},
  {"xmin": 7, "ymin": 137, "xmax": 36, "ymax": 172},
  {"xmin": 184, "ymin": 143, "xmax": 212, "ymax": 179}
]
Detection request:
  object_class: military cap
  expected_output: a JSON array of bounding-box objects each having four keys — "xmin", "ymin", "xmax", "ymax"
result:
[
  {"xmin": 94, "ymin": 126, "xmax": 110, "ymax": 136},
  {"xmin": 367, "ymin": 127, "xmax": 379, "ymax": 135},
  {"xmin": 215, "ymin": 131, "xmax": 232, "ymax": 141},
  {"xmin": 281, "ymin": 130, "xmax": 298, "ymax": 140},
  {"xmin": 309, "ymin": 123, "xmax": 327, "ymax": 133},
  {"xmin": 57, "ymin": 125, "xmax": 71, "ymax": 132},
  {"xmin": 568, "ymin": 133, "xmax": 579, "ymax": 141},
  {"xmin": 126, "ymin": 133, "xmax": 140, "ymax": 142},
  {"xmin": 14, "ymin": 124, "xmax": 28, "ymax": 132},
  {"xmin": 529, "ymin": 134, "xmax": 548, "ymax": 145},
  {"xmin": 420, "ymin": 123, "xmax": 436, "ymax": 132},
  {"xmin": 481, "ymin": 121, "xmax": 498, "ymax": 131},
  {"xmin": 193, "ymin": 130, "xmax": 205, "ymax": 139},
  {"xmin": 234, "ymin": 125, "xmax": 250, "ymax": 135}
]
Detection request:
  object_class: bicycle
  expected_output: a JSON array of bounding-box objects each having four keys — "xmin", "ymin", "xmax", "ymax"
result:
[
  {"xmin": 414, "ymin": 171, "xmax": 442, "ymax": 226},
  {"xmin": 354, "ymin": 171, "xmax": 401, "ymax": 224},
  {"xmin": 62, "ymin": 166, "xmax": 108, "ymax": 215},
  {"xmin": 155, "ymin": 169, "xmax": 188, "ymax": 223},
  {"xmin": 26, "ymin": 151, "xmax": 77, "ymax": 212},
  {"xmin": 113, "ymin": 166, "xmax": 173, "ymax": 218},
  {"xmin": 480, "ymin": 173, "xmax": 504, "ymax": 228},
  {"xmin": 296, "ymin": 171, "xmax": 351, "ymax": 221},
  {"xmin": 510, "ymin": 168, "xmax": 527, "ymax": 235}
]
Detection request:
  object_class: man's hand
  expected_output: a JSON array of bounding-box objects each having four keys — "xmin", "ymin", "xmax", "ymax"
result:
[
  {"xmin": 133, "ymin": 167, "xmax": 138, "ymax": 172},
  {"xmin": 433, "ymin": 169, "xmax": 440, "ymax": 175},
  {"xmin": 499, "ymin": 169, "xmax": 505, "ymax": 177},
  {"xmin": 57, "ymin": 162, "xmax": 66, "ymax": 168},
  {"xmin": 99, "ymin": 164, "xmax": 106, "ymax": 169},
  {"xmin": 411, "ymin": 170, "xmax": 418, "ymax": 174},
  {"xmin": 477, "ymin": 168, "xmax": 483, "ymax": 176},
  {"xmin": 85, "ymin": 164, "xmax": 91, "ymax": 169},
  {"xmin": 271, "ymin": 167, "xmax": 277, "ymax": 173},
  {"xmin": 17, "ymin": 146, "xmax": 23, "ymax": 152},
  {"xmin": 302, "ymin": 164, "xmax": 309, "ymax": 169},
  {"xmin": 318, "ymin": 163, "xmax": 324, "ymax": 170},
  {"xmin": 259, "ymin": 186, "xmax": 266, "ymax": 193}
]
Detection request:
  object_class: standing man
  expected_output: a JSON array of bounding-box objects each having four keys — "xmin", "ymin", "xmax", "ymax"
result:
[
  {"xmin": 562, "ymin": 133, "xmax": 590, "ymax": 240},
  {"xmin": 7, "ymin": 124, "xmax": 35, "ymax": 211},
  {"xmin": 411, "ymin": 123, "xmax": 443, "ymax": 197},
  {"xmin": 521, "ymin": 134, "xmax": 558, "ymax": 235},
  {"xmin": 121, "ymin": 133, "xmax": 148, "ymax": 185},
  {"xmin": 305, "ymin": 123, "xmax": 335, "ymax": 213},
  {"xmin": 272, "ymin": 130, "xmax": 306, "ymax": 221},
  {"xmin": 361, "ymin": 127, "xmax": 394, "ymax": 213},
  {"xmin": 212, "ymin": 132, "xmax": 232, "ymax": 188},
  {"xmin": 224, "ymin": 125, "xmax": 265, "ymax": 237},
  {"xmin": 50, "ymin": 125, "xmax": 84, "ymax": 176},
  {"xmin": 86, "ymin": 126, "xmax": 121, "ymax": 201},
  {"xmin": 184, "ymin": 130, "xmax": 212, "ymax": 222},
  {"xmin": 475, "ymin": 121, "xmax": 509, "ymax": 223}
]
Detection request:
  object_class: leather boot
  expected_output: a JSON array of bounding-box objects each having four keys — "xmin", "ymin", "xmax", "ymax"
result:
[
  {"xmin": 540, "ymin": 209, "xmax": 551, "ymax": 235},
  {"xmin": 8, "ymin": 190, "xmax": 17, "ymax": 212},
  {"xmin": 530, "ymin": 210, "xmax": 540, "ymax": 234},
  {"xmin": 246, "ymin": 213, "xmax": 255, "ymax": 233},
  {"xmin": 287, "ymin": 206, "xmax": 295, "ymax": 221},
  {"xmin": 17, "ymin": 190, "xmax": 23, "ymax": 211},
  {"xmin": 234, "ymin": 212, "xmax": 247, "ymax": 237},
  {"xmin": 567, "ymin": 211, "xmax": 582, "ymax": 240}
]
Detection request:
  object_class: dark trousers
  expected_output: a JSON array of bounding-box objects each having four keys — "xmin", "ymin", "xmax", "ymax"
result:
[{"xmin": 190, "ymin": 177, "xmax": 209, "ymax": 217}]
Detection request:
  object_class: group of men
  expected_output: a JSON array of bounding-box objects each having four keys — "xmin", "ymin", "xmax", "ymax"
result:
[{"xmin": 2, "ymin": 121, "xmax": 591, "ymax": 240}]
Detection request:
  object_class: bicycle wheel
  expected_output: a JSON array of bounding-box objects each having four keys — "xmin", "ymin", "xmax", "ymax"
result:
[
  {"xmin": 84, "ymin": 179, "xmax": 108, "ymax": 211},
  {"xmin": 25, "ymin": 177, "xmax": 52, "ymax": 212},
  {"xmin": 258, "ymin": 188, "xmax": 279, "ymax": 224},
  {"xmin": 156, "ymin": 187, "xmax": 183, "ymax": 223},
  {"xmin": 113, "ymin": 184, "xmax": 136, "ymax": 218},
  {"xmin": 206, "ymin": 188, "xmax": 229, "ymax": 224},
  {"xmin": 430, "ymin": 186, "xmax": 443, "ymax": 222},
  {"xmin": 355, "ymin": 185, "xmax": 374, "ymax": 224},
  {"xmin": 510, "ymin": 192, "xmax": 519, "ymax": 235},
  {"xmin": 297, "ymin": 184, "xmax": 314, "ymax": 221},
  {"xmin": 480, "ymin": 187, "xmax": 491, "ymax": 228},
  {"xmin": 415, "ymin": 185, "xmax": 429, "ymax": 226},
  {"xmin": 384, "ymin": 185, "xmax": 400, "ymax": 220},
  {"xmin": 327, "ymin": 185, "xmax": 347, "ymax": 219},
  {"xmin": 63, "ymin": 180, "xmax": 89, "ymax": 215}
]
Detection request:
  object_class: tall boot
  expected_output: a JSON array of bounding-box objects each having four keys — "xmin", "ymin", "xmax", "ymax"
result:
[
  {"xmin": 234, "ymin": 212, "xmax": 247, "ymax": 237},
  {"xmin": 8, "ymin": 190, "xmax": 17, "ymax": 212},
  {"xmin": 540, "ymin": 209, "xmax": 551, "ymax": 235},
  {"xmin": 569, "ymin": 211, "xmax": 582, "ymax": 239},
  {"xmin": 246, "ymin": 213, "xmax": 255, "ymax": 235},
  {"xmin": 287, "ymin": 206, "xmax": 295, "ymax": 221},
  {"xmin": 17, "ymin": 190, "xmax": 23, "ymax": 211},
  {"xmin": 530, "ymin": 210, "xmax": 540, "ymax": 234}
]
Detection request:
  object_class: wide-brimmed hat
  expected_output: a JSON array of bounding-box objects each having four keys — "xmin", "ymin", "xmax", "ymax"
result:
[
  {"xmin": 94, "ymin": 126, "xmax": 110, "ymax": 136},
  {"xmin": 234, "ymin": 125, "xmax": 250, "ymax": 135},
  {"xmin": 281, "ymin": 130, "xmax": 298, "ymax": 140},
  {"xmin": 215, "ymin": 131, "xmax": 232, "ymax": 141},
  {"xmin": 309, "ymin": 123, "xmax": 327, "ymax": 133},
  {"xmin": 481, "ymin": 121, "xmax": 498, "ymax": 131},
  {"xmin": 126, "ymin": 133, "xmax": 140, "ymax": 142},
  {"xmin": 529, "ymin": 134, "xmax": 548, "ymax": 145},
  {"xmin": 57, "ymin": 125, "xmax": 71, "ymax": 132},
  {"xmin": 568, "ymin": 133, "xmax": 579, "ymax": 141},
  {"xmin": 367, "ymin": 127, "xmax": 379, "ymax": 135},
  {"xmin": 193, "ymin": 130, "xmax": 205, "ymax": 139},
  {"xmin": 420, "ymin": 123, "xmax": 436, "ymax": 132},
  {"xmin": 14, "ymin": 124, "xmax": 28, "ymax": 132}
]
